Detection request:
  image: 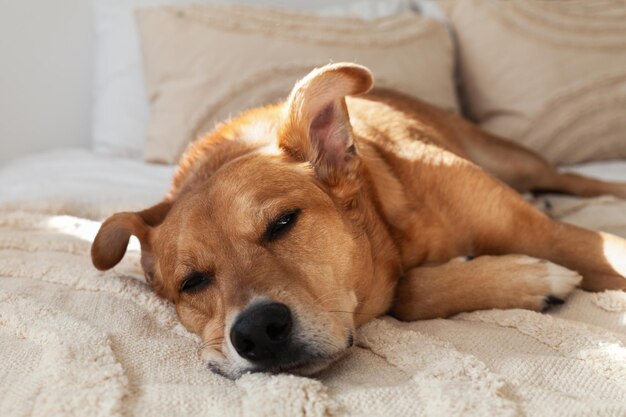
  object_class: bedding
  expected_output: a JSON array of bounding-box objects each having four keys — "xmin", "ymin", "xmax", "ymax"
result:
[
  {"xmin": 0, "ymin": 148, "xmax": 174, "ymax": 219},
  {"xmin": 136, "ymin": 4, "xmax": 457, "ymax": 163},
  {"xmin": 1, "ymin": 149, "xmax": 626, "ymax": 416},
  {"xmin": 444, "ymin": 0, "xmax": 626, "ymax": 165},
  {"xmin": 91, "ymin": 0, "xmax": 417, "ymax": 159}
]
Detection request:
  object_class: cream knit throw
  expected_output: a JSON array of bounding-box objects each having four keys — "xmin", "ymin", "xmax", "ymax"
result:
[{"xmin": 1, "ymin": 195, "xmax": 626, "ymax": 416}]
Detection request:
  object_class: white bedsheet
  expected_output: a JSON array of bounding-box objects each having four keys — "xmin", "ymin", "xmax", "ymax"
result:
[
  {"xmin": 563, "ymin": 159, "xmax": 626, "ymax": 182},
  {"xmin": 0, "ymin": 148, "xmax": 175, "ymax": 219}
]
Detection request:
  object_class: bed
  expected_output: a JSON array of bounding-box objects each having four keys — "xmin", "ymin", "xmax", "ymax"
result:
[
  {"xmin": 1, "ymin": 148, "xmax": 625, "ymax": 417},
  {"xmin": 3, "ymin": 0, "xmax": 626, "ymax": 414}
]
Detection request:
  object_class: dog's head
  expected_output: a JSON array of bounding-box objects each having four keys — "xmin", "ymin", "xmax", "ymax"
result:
[{"xmin": 91, "ymin": 64, "xmax": 399, "ymax": 378}]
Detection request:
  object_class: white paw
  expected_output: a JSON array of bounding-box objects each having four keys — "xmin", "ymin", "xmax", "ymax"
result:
[
  {"xmin": 544, "ymin": 262, "xmax": 583, "ymax": 300},
  {"xmin": 512, "ymin": 256, "xmax": 582, "ymax": 310},
  {"xmin": 450, "ymin": 254, "xmax": 582, "ymax": 312},
  {"xmin": 485, "ymin": 255, "xmax": 583, "ymax": 311}
]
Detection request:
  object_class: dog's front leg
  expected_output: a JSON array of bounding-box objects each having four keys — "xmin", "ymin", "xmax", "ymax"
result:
[{"xmin": 391, "ymin": 255, "xmax": 581, "ymax": 321}]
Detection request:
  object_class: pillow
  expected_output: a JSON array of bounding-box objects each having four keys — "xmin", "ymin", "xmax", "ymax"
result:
[
  {"xmin": 136, "ymin": 4, "xmax": 458, "ymax": 163},
  {"xmin": 90, "ymin": 0, "xmax": 416, "ymax": 159},
  {"xmin": 445, "ymin": 0, "xmax": 626, "ymax": 165}
]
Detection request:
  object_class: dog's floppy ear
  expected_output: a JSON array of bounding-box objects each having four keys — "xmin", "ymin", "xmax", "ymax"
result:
[
  {"xmin": 91, "ymin": 201, "xmax": 172, "ymax": 282},
  {"xmin": 279, "ymin": 63, "xmax": 373, "ymax": 182}
]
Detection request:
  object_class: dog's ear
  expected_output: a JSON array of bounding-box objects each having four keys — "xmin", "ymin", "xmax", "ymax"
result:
[
  {"xmin": 279, "ymin": 63, "xmax": 373, "ymax": 183},
  {"xmin": 91, "ymin": 201, "xmax": 172, "ymax": 282}
]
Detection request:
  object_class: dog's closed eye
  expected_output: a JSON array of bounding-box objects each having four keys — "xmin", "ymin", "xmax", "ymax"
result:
[
  {"xmin": 180, "ymin": 271, "xmax": 212, "ymax": 293},
  {"xmin": 265, "ymin": 209, "xmax": 301, "ymax": 242}
]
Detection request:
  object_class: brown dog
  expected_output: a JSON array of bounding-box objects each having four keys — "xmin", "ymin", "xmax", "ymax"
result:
[{"xmin": 92, "ymin": 63, "xmax": 626, "ymax": 378}]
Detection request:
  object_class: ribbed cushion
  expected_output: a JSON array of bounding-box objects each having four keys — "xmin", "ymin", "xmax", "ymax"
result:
[
  {"xmin": 445, "ymin": 0, "xmax": 626, "ymax": 164},
  {"xmin": 136, "ymin": 4, "xmax": 458, "ymax": 163}
]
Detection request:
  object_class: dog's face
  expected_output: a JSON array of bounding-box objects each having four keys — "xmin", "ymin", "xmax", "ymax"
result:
[
  {"xmin": 91, "ymin": 64, "xmax": 394, "ymax": 378},
  {"xmin": 153, "ymin": 154, "xmax": 370, "ymax": 377}
]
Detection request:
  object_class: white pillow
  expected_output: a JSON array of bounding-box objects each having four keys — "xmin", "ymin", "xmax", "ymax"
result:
[
  {"xmin": 90, "ymin": 0, "xmax": 417, "ymax": 159},
  {"xmin": 137, "ymin": 4, "xmax": 458, "ymax": 163}
]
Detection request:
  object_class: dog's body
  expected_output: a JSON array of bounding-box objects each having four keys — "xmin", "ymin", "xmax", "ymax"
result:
[{"xmin": 92, "ymin": 64, "xmax": 626, "ymax": 378}]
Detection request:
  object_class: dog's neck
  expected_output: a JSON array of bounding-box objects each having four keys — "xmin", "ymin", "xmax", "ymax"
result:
[{"xmin": 341, "ymin": 146, "xmax": 405, "ymax": 324}]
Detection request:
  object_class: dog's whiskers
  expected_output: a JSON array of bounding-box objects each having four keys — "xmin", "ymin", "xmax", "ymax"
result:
[
  {"xmin": 328, "ymin": 310, "xmax": 375, "ymax": 317},
  {"xmin": 202, "ymin": 344, "xmax": 223, "ymax": 350},
  {"xmin": 313, "ymin": 290, "xmax": 344, "ymax": 306},
  {"xmin": 201, "ymin": 336, "xmax": 225, "ymax": 351}
]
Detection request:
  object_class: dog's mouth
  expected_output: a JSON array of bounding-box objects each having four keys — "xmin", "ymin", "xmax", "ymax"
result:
[
  {"xmin": 209, "ymin": 350, "xmax": 350, "ymax": 380},
  {"xmin": 208, "ymin": 334, "xmax": 354, "ymax": 380},
  {"xmin": 264, "ymin": 348, "xmax": 351, "ymax": 376}
]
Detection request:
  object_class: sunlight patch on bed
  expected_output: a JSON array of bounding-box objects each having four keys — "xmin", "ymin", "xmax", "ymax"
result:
[
  {"xmin": 44, "ymin": 215, "xmax": 140, "ymax": 251},
  {"xmin": 602, "ymin": 232, "xmax": 626, "ymax": 277},
  {"xmin": 585, "ymin": 342, "xmax": 626, "ymax": 366}
]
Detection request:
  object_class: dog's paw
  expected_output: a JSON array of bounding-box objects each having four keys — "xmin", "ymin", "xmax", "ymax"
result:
[
  {"xmin": 542, "ymin": 261, "xmax": 583, "ymax": 307},
  {"xmin": 507, "ymin": 255, "xmax": 582, "ymax": 312}
]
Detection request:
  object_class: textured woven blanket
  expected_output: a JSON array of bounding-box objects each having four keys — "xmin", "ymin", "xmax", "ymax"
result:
[{"xmin": 1, "ymin": 194, "xmax": 626, "ymax": 417}]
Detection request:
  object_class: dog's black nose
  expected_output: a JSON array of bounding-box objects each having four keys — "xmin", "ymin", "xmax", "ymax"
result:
[{"xmin": 230, "ymin": 302, "xmax": 292, "ymax": 362}]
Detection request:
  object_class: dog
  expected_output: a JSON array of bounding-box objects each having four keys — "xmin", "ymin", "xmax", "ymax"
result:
[{"xmin": 91, "ymin": 63, "xmax": 626, "ymax": 379}]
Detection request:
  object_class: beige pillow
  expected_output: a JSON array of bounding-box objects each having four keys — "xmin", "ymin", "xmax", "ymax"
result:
[
  {"xmin": 136, "ymin": 4, "xmax": 459, "ymax": 163},
  {"xmin": 445, "ymin": 0, "xmax": 626, "ymax": 165}
]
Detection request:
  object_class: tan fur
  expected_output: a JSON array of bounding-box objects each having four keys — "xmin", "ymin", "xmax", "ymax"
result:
[
  {"xmin": 92, "ymin": 63, "xmax": 626, "ymax": 378},
  {"xmin": 393, "ymin": 255, "xmax": 582, "ymax": 320}
]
